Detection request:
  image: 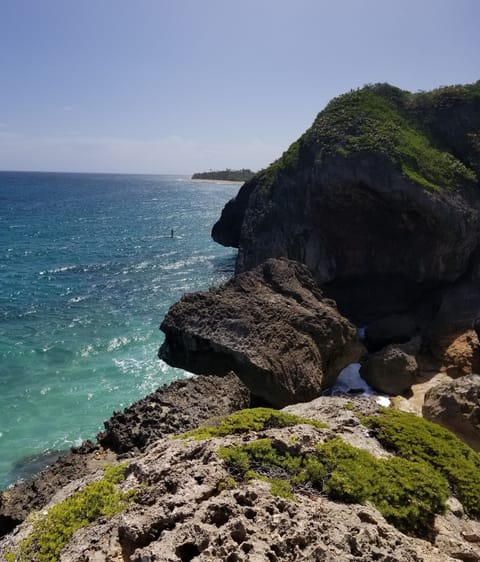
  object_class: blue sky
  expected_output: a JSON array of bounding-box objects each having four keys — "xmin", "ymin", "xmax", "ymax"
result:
[{"xmin": 0, "ymin": 0, "xmax": 479, "ymax": 174}]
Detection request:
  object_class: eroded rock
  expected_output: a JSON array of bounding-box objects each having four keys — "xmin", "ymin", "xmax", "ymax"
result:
[
  {"xmin": 0, "ymin": 374, "xmax": 250, "ymax": 537},
  {"xmin": 423, "ymin": 375, "xmax": 480, "ymax": 451},
  {"xmin": 360, "ymin": 342, "xmax": 419, "ymax": 395},
  {"xmin": 98, "ymin": 372, "xmax": 250, "ymax": 454},
  {"xmin": 1, "ymin": 398, "xmax": 469, "ymax": 562},
  {"xmin": 212, "ymin": 83, "xmax": 480, "ymax": 328},
  {"xmin": 159, "ymin": 258, "xmax": 363, "ymax": 407}
]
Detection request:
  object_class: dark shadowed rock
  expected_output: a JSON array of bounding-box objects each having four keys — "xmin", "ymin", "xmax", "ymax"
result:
[
  {"xmin": 98, "ymin": 373, "xmax": 250, "ymax": 454},
  {"xmin": 360, "ymin": 341, "xmax": 419, "ymax": 395},
  {"xmin": 159, "ymin": 258, "xmax": 363, "ymax": 407},
  {"xmin": 423, "ymin": 375, "xmax": 480, "ymax": 451},
  {"xmin": 365, "ymin": 313, "xmax": 417, "ymax": 351}
]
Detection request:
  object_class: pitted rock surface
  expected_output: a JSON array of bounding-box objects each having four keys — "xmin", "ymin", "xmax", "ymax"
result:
[
  {"xmin": 0, "ymin": 374, "xmax": 249, "ymax": 537},
  {"xmin": 98, "ymin": 372, "xmax": 250, "ymax": 454},
  {"xmin": 2, "ymin": 400, "xmax": 464, "ymax": 562},
  {"xmin": 159, "ymin": 258, "xmax": 363, "ymax": 407},
  {"xmin": 423, "ymin": 374, "xmax": 480, "ymax": 451}
]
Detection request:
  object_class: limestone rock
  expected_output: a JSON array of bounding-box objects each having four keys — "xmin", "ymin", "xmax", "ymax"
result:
[
  {"xmin": 0, "ymin": 441, "xmax": 115, "ymax": 538},
  {"xmin": 430, "ymin": 330, "xmax": 480, "ymax": 378},
  {"xmin": 360, "ymin": 343, "xmax": 419, "ymax": 395},
  {"xmin": 423, "ymin": 375, "xmax": 480, "ymax": 451},
  {"xmin": 159, "ymin": 258, "xmax": 363, "ymax": 407},
  {"xmin": 1, "ymin": 398, "xmax": 465, "ymax": 562}
]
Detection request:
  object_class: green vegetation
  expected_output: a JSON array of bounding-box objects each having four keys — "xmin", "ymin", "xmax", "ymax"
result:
[
  {"xmin": 257, "ymin": 82, "xmax": 478, "ymax": 194},
  {"xmin": 178, "ymin": 407, "xmax": 327, "ymax": 440},
  {"xmin": 365, "ymin": 408, "xmax": 480, "ymax": 518},
  {"xmin": 218, "ymin": 436, "xmax": 448, "ymax": 534},
  {"xmin": 191, "ymin": 168, "xmax": 255, "ymax": 182},
  {"xmin": 6, "ymin": 464, "xmax": 135, "ymax": 562},
  {"xmin": 313, "ymin": 84, "xmax": 476, "ymax": 190}
]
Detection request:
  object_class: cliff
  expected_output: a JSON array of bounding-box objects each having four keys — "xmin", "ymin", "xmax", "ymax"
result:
[{"xmin": 212, "ymin": 83, "xmax": 480, "ymax": 327}]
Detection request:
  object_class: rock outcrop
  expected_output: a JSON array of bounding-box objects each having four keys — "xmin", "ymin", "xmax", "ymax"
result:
[
  {"xmin": 423, "ymin": 375, "xmax": 480, "ymax": 451},
  {"xmin": 0, "ymin": 374, "xmax": 250, "ymax": 538},
  {"xmin": 2, "ymin": 398, "xmax": 480, "ymax": 561},
  {"xmin": 429, "ymin": 330, "xmax": 480, "ymax": 378},
  {"xmin": 159, "ymin": 258, "xmax": 363, "ymax": 407},
  {"xmin": 98, "ymin": 372, "xmax": 250, "ymax": 454},
  {"xmin": 360, "ymin": 340, "xmax": 420, "ymax": 395},
  {"xmin": 212, "ymin": 82, "xmax": 480, "ymax": 330},
  {"xmin": 0, "ymin": 441, "xmax": 113, "ymax": 539}
]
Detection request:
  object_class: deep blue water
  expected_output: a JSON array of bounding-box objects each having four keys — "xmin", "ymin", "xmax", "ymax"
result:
[{"xmin": 0, "ymin": 171, "xmax": 238, "ymax": 489}]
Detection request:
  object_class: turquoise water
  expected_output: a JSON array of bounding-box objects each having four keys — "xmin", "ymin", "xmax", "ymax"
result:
[{"xmin": 0, "ymin": 171, "xmax": 238, "ymax": 489}]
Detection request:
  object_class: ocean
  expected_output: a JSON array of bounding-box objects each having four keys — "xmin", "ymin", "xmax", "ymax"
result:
[{"xmin": 0, "ymin": 171, "xmax": 239, "ymax": 489}]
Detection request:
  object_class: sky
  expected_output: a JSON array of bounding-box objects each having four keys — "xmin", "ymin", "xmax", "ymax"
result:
[{"xmin": 0, "ymin": 0, "xmax": 479, "ymax": 175}]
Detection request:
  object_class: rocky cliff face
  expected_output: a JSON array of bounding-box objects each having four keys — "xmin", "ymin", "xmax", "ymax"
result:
[{"xmin": 212, "ymin": 83, "xmax": 480, "ymax": 327}]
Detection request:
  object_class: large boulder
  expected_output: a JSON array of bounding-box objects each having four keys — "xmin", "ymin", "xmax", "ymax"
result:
[
  {"xmin": 423, "ymin": 375, "xmax": 480, "ymax": 451},
  {"xmin": 159, "ymin": 258, "xmax": 363, "ymax": 407},
  {"xmin": 212, "ymin": 83, "xmax": 480, "ymax": 326},
  {"xmin": 360, "ymin": 341, "xmax": 419, "ymax": 395}
]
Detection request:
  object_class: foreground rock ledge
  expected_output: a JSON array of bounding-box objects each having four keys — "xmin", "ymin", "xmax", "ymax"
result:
[
  {"xmin": 2, "ymin": 398, "xmax": 479, "ymax": 561},
  {"xmin": 159, "ymin": 258, "xmax": 363, "ymax": 407},
  {"xmin": 0, "ymin": 374, "xmax": 250, "ymax": 538}
]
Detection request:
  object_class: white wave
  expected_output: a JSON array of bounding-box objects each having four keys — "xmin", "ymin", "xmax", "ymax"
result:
[
  {"xmin": 160, "ymin": 254, "xmax": 215, "ymax": 271},
  {"xmin": 50, "ymin": 265, "xmax": 77, "ymax": 274},
  {"xmin": 107, "ymin": 336, "xmax": 130, "ymax": 352},
  {"xmin": 330, "ymin": 363, "xmax": 391, "ymax": 406},
  {"xmin": 80, "ymin": 344, "xmax": 95, "ymax": 358}
]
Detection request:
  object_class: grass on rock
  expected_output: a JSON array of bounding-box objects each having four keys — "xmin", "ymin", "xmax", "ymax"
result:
[
  {"xmin": 257, "ymin": 82, "xmax": 478, "ymax": 193},
  {"xmin": 365, "ymin": 408, "xmax": 480, "ymax": 518},
  {"xmin": 6, "ymin": 464, "xmax": 135, "ymax": 562},
  {"xmin": 178, "ymin": 407, "xmax": 327, "ymax": 440},
  {"xmin": 218, "ymin": 436, "xmax": 448, "ymax": 534}
]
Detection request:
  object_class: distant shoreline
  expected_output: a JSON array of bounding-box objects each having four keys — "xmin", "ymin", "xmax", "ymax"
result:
[{"xmin": 191, "ymin": 178, "xmax": 244, "ymax": 185}]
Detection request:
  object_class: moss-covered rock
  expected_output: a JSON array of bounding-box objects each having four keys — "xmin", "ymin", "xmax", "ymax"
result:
[
  {"xmin": 365, "ymin": 408, "xmax": 480, "ymax": 518},
  {"xmin": 179, "ymin": 407, "xmax": 327, "ymax": 440},
  {"xmin": 5, "ymin": 464, "xmax": 135, "ymax": 562},
  {"xmin": 218, "ymin": 435, "xmax": 449, "ymax": 534}
]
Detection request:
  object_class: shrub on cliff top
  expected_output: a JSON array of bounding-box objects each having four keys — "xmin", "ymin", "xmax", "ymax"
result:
[
  {"xmin": 257, "ymin": 82, "xmax": 477, "ymax": 194},
  {"xmin": 6, "ymin": 464, "xmax": 135, "ymax": 562},
  {"xmin": 218, "ymin": 436, "xmax": 448, "ymax": 534},
  {"xmin": 178, "ymin": 407, "xmax": 326, "ymax": 440},
  {"xmin": 365, "ymin": 408, "xmax": 480, "ymax": 518}
]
